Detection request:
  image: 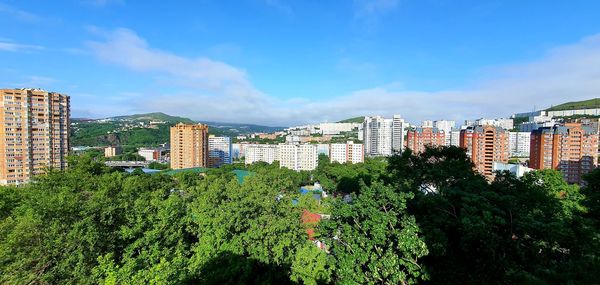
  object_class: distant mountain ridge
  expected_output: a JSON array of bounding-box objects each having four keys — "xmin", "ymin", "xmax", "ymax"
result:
[{"xmin": 109, "ymin": 112, "xmax": 195, "ymax": 124}]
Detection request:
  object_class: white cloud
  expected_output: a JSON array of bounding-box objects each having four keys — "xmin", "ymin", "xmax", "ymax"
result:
[
  {"xmin": 0, "ymin": 41, "xmax": 44, "ymax": 52},
  {"xmin": 85, "ymin": 28, "xmax": 600, "ymax": 126}
]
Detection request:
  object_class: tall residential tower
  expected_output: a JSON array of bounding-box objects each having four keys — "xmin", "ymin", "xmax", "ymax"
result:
[
  {"xmin": 530, "ymin": 123, "xmax": 598, "ymax": 184},
  {"xmin": 363, "ymin": 115, "xmax": 404, "ymax": 157},
  {"xmin": 170, "ymin": 123, "xmax": 209, "ymax": 169},
  {"xmin": 460, "ymin": 125, "xmax": 510, "ymax": 178},
  {"xmin": 0, "ymin": 89, "xmax": 70, "ymax": 185}
]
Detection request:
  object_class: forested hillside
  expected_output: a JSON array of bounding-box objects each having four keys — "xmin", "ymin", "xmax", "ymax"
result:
[
  {"xmin": 70, "ymin": 112, "xmax": 285, "ymax": 147},
  {"xmin": 1, "ymin": 147, "xmax": 599, "ymax": 284}
]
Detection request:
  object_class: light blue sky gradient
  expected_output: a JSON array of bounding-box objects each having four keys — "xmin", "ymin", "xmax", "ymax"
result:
[{"xmin": 1, "ymin": 0, "xmax": 600, "ymax": 126}]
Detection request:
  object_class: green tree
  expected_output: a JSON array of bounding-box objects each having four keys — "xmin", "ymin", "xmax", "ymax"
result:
[{"xmin": 322, "ymin": 182, "xmax": 428, "ymax": 284}]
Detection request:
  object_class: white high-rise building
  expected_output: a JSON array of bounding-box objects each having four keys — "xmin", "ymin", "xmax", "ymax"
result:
[
  {"xmin": 450, "ymin": 129, "xmax": 461, "ymax": 147},
  {"xmin": 422, "ymin": 120, "xmax": 434, "ymax": 128},
  {"xmin": 278, "ymin": 143, "xmax": 318, "ymax": 171},
  {"xmin": 208, "ymin": 136, "xmax": 232, "ymax": 167},
  {"xmin": 330, "ymin": 141, "xmax": 364, "ymax": 164},
  {"xmin": 508, "ymin": 132, "xmax": 531, "ymax": 157},
  {"xmin": 433, "ymin": 120, "xmax": 456, "ymax": 146},
  {"xmin": 392, "ymin": 115, "xmax": 406, "ymax": 153},
  {"xmin": 363, "ymin": 115, "xmax": 404, "ymax": 156},
  {"xmin": 245, "ymin": 144, "xmax": 278, "ymax": 165}
]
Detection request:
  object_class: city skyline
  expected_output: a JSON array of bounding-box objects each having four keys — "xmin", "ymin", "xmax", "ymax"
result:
[{"xmin": 2, "ymin": 1, "xmax": 600, "ymax": 125}]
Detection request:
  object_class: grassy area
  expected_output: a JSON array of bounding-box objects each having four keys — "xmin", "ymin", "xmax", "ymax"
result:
[
  {"xmin": 337, "ymin": 116, "xmax": 365, "ymax": 123},
  {"xmin": 547, "ymin": 98, "xmax": 600, "ymax": 111}
]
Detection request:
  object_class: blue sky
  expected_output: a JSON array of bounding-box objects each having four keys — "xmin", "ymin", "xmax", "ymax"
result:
[{"xmin": 2, "ymin": 0, "xmax": 600, "ymax": 126}]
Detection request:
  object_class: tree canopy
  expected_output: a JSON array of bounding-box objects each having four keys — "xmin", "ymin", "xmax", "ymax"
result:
[{"xmin": 1, "ymin": 146, "xmax": 599, "ymax": 284}]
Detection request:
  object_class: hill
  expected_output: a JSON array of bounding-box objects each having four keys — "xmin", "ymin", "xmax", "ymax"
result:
[
  {"xmin": 70, "ymin": 112, "xmax": 285, "ymax": 147},
  {"xmin": 110, "ymin": 112, "xmax": 195, "ymax": 124},
  {"xmin": 337, "ymin": 116, "xmax": 364, "ymax": 123},
  {"xmin": 546, "ymin": 98, "xmax": 600, "ymax": 111}
]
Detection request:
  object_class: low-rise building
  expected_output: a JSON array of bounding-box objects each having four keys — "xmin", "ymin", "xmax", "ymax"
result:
[
  {"xmin": 105, "ymin": 146, "xmax": 122, "ymax": 157},
  {"xmin": 492, "ymin": 162, "xmax": 533, "ymax": 178},
  {"xmin": 138, "ymin": 148, "xmax": 161, "ymax": 161}
]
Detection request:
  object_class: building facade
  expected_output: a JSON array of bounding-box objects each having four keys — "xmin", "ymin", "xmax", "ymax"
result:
[
  {"xmin": 450, "ymin": 129, "xmax": 461, "ymax": 147},
  {"xmin": 104, "ymin": 146, "xmax": 122, "ymax": 157},
  {"xmin": 508, "ymin": 132, "xmax": 531, "ymax": 157},
  {"xmin": 433, "ymin": 120, "xmax": 456, "ymax": 146},
  {"xmin": 329, "ymin": 141, "xmax": 364, "ymax": 164},
  {"xmin": 244, "ymin": 144, "xmax": 278, "ymax": 165},
  {"xmin": 278, "ymin": 143, "xmax": 318, "ymax": 171},
  {"xmin": 460, "ymin": 125, "xmax": 510, "ymax": 178},
  {"xmin": 138, "ymin": 148, "xmax": 161, "ymax": 161},
  {"xmin": 392, "ymin": 115, "xmax": 405, "ymax": 153},
  {"xmin": 0, "ymin": 89, "xmax": 70, "ymax": 185},
  {"xmin": 406, "ymin": 127, "xmax": 446, "ymax": 154},
  {"xmin": 169, "ymin": 123, "xmax": 209, "ymax": 169},
  {"xmin": 208, "ymin": 136, "xmax": 232, "ymax": 167},
  {"xmin": 363, "ymin": 115, "xmax": 404, "ymax": 157},
  {"xmin": 529, "ymin": 123, "xmax": 598, "ymax": 184}
]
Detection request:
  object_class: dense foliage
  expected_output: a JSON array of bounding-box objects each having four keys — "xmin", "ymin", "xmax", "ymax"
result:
[{"xmin": 1, "ymin": 146, "xmax": 599, "ymax": 284}]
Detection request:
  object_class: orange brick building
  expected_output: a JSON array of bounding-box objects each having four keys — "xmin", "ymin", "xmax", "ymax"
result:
[
  {"xmin": 170, "ymin": 123, "xmax": 209, "ymax": 169},
  {"xmin": 406, "ymin": 127, "xmax": 446, "ymax": 154},
  {"xmin": 460, "ymin": 125, "xmax": 509, "ymax": 178},
  {"xmin": 0, "ymin": 89, "xmax": 70, "ymax": 185},
  {"xmin": 530, "ymin": 123, "xmax": 598, "ymax": 184}
]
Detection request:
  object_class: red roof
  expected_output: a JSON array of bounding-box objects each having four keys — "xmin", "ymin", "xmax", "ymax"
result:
[{"xmin": 302, "ymin": 210, "xmax": 321, "ymax": 224}]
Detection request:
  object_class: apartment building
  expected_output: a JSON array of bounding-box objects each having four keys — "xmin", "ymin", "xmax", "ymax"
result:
[
  {"xmin": 363, "ymin": 115, "xmax": 404, "ymax": 157},
  {"xmin": 138, "ymin": 148, "xmax": 161, "ymax": 161},
  {"xmin": 0, "ymin": 88, "xmax": 70, "ymax": 185},
  {"xmin": 433, "ymin": 120, "xmax": 456, "ymax": 146},
  {"xmin": 170, "ymin": 123, "xmax": 209, "ymax": 169},
  {"xmin": 450, "ymin": 129, "xmax": 461, "ymax": 147},
  {"xmin": 508, "ymin": 132, "xmax": 531, "ymax": 157},
  {"xmin": 530, "ymin": 123, "xmax": 598, "ymax": 184},
  {"xmin": 329, "ymin": 141, "xmax": 364, "ymax": 164},
  {"xmin": 208, "ymin": 136, "xmax": 232, "ymax": 167},
  {"xmin": 278, "ymin": 143, "xmax": 318, "ymax": 171},
  {"xmin": 406, "ymin": 127, "xmax": 446, "ymax": 154},
  {"xmin": 460, "ymin": 125, "xmax": 510, "ymax": 178},
  {"xmin": 104, "ymin": 146, "xmax": 122, "ymax": 157},
  {"xmin": 244, "ymin": 144, "xmax": 278, "ymax": 165}
]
